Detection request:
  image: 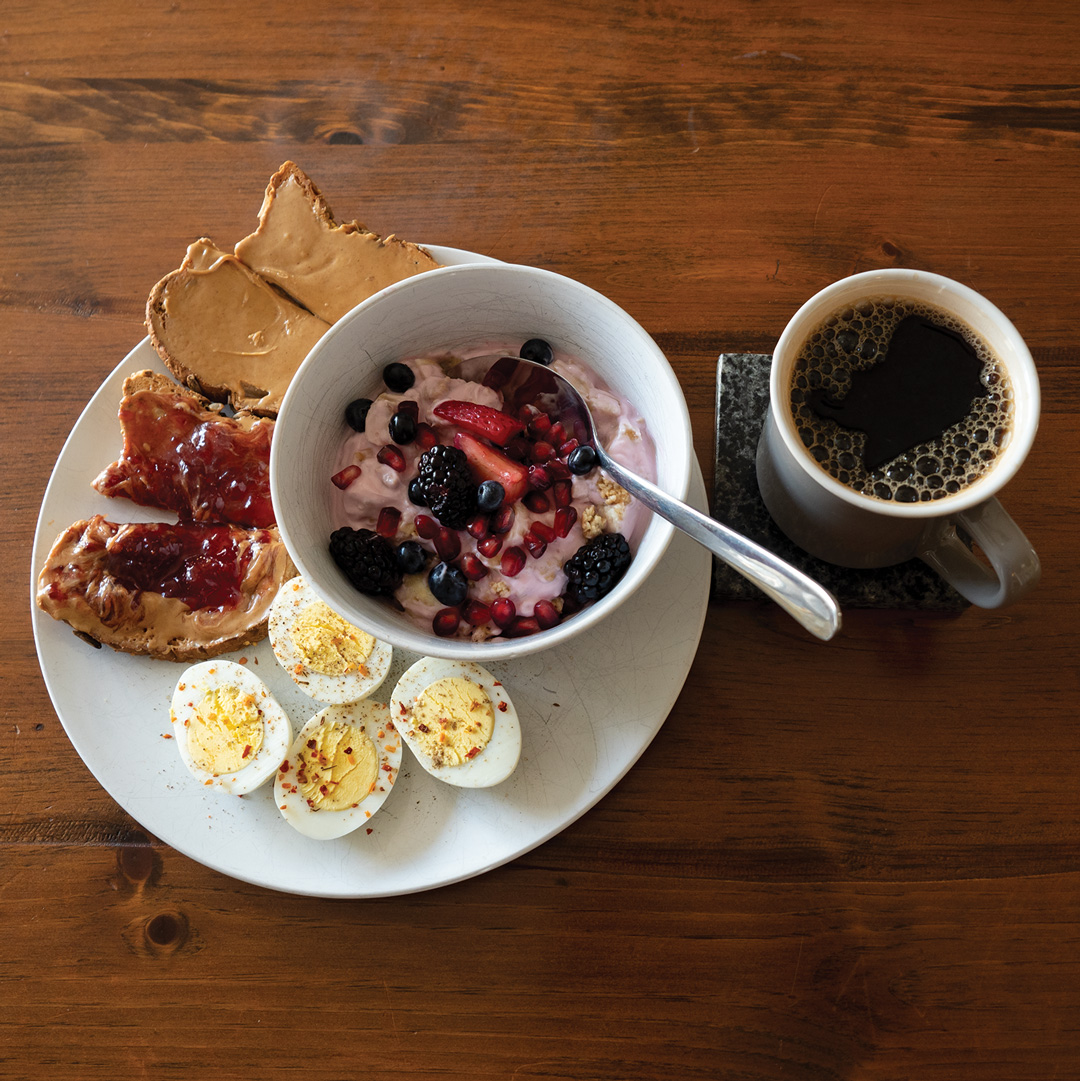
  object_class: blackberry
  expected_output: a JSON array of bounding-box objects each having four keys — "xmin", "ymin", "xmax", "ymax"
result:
[
  {"xmin": 563, "ymin": 532, "xmax": 632, "ymax": 604},
  {"xmin": 329, "ymin": 527, "xmax": 402, "ymax": 596},
  {"xmin": 413, "ymin": 445, "xmax": 477, "ymax": 529}
]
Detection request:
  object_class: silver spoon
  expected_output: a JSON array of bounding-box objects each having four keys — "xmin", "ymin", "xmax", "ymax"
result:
[{"xmin": 467, "ymin": 354, "xmax": 842, "ymax": 641}]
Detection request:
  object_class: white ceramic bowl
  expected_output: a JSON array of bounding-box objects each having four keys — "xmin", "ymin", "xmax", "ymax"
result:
[{"xmin": 270, "ymin": 261, "xmax": 692, "ymax": 660}]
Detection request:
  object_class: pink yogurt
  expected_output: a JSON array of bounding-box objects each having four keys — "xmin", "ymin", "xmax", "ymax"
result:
[{"xmin": 330, "ymin": 347, "xmax": 656, "ymax": 639}]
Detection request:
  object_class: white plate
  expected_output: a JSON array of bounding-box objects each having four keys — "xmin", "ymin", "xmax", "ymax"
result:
[{"xmin": 30, "ymin": 245, "xmax": 711, "ymax": 897}]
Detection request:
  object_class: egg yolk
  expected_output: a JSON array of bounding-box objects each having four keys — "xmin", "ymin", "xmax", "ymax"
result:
[
  {"xmin": 295, "ymin": 723, "xmax": 379, "ymax": 811},
  {"xmin": 186, "ymin": 685, "xmax": 264, "ymax": 775},
  {"xmin": 290, "ymin": 601, "xmax": 375, "ymax": 676},
  {"xmin": 409, "ymin": 677, "xmax": 494, "ymax": 768}
]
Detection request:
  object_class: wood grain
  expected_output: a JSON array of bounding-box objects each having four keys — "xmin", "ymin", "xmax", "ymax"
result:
[{"xmin": 2, "ymin": 1, "xmax": 1079, "ymax": 1078}]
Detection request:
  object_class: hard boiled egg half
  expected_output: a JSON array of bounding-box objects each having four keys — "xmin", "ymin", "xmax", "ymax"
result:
[
  {"xmin": 389, "ymin": 658, "xmax": 521, "ymax": 788},
  {"xmin": 170, "ymin": 659, "xmax": 292, "ymax": 795},
  {"xmin": 268, "ymin": 576, "xmax": 392, "ymax": 703},
  {"xmin": 275, "ymin": 700, "xmax": 401, "ymax": 839}
]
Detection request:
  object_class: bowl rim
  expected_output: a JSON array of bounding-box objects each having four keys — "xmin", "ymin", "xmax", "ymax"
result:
[{"xmin": 270, "ymin": 260, "xmax": 692, "ymax": 661}]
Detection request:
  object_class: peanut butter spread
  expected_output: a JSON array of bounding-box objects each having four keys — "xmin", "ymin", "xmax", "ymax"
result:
[
  {"xmin": 234, "ymin": 162, "xmax": 440, "ymax": 323},
  {"xmin": 296, "ymin": 722, "xmax": 379, "ymax": 810},
  {"xmin": 36, "ymin": 516, "xmax": 293, "ymax": 662},
  {"xmin": 410, "ymin": 676, "xmax": 495, "ymax": 768},
  {"xmin": 146, "ymin": 238, "xmax": 331, "ymax": 415}
]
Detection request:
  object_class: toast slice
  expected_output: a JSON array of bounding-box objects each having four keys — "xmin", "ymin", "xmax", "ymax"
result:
[
  {"xmin": 145, "ymin": 238, "xmax": 331, "ymax": 416},
  {"xmin": 36, "ymin": 516, "xmax": 293, "ymax": 662},
  {"xmin": 93, "ymin": 370, "xmax": 276, "ymax": 528},
  {"xmin": 234, "ymin": 161, "xmax": 440, "ymax": 323}
]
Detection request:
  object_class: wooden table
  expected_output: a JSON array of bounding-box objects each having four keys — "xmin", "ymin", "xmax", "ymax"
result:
[{"xmin": 4, "ymin": 2, "xmax": 1078, "ymax": 1077}]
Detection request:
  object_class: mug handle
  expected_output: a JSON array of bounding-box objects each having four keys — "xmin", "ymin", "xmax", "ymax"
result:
[{"xmin": 917, "ymin": 497, "xmax": 1041, "ymax": 609}]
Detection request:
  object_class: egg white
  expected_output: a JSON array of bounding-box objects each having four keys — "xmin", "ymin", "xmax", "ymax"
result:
[
  {"xmin": 268, "ymin": 576, "xmax": 392, "ymax": 703},
  {"xmin": 275, "ymin": 701, "xmax": 402, "ymax": 839},
  {"xmin": 170, "ymin": 660, "xmax": 292, "ymax": 796},
  {"xmin": 389, "ymin": 658, "xmax": 521, "ymax": 788}
]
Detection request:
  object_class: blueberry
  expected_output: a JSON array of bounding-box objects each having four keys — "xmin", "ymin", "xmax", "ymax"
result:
[
  {"xmin": 408, "ymin": 477, "xmax": 428, "ymax": 506},
  {"xmin": 567, "ymin": 445, "xmax": 598, "ymax": 475},
  {"xmin": 383, "ymin": 362, "xmax": 415, "ymax": 392},
  {"xmin": 520, "ymin": 338, "xmax": 554, "ymax": 365},
  {"xmin": 345, "ymin": 398, "xmax": 373, "ymax": 432},
  {"xmin": 395, "ymin": 540, "xmax": 427, "ymax": 575},
  {"xmin": 428, "ymin": 562, "xmax": 468, "ymax": 607},
  {"xmin": 388, "ymin": 411, "xmax": 418, "ymax": 444},
  {"xmin": 476, "ymin": 480, "xmax": 505, "ymax": 512}
]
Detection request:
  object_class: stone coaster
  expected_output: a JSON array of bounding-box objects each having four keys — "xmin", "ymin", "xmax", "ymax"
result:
[{"xmin": 709, "ymin": 353, "xmax": 968, "ymax": 610}]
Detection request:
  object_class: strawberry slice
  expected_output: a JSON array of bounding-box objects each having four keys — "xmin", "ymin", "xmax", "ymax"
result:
[
  {"xmin": 433, "ymin": 400, "xmax": 525, "ymax": 445},
  {"xmin": 454, "ymin": 432, "xmax": 529, "ymax": 504}
]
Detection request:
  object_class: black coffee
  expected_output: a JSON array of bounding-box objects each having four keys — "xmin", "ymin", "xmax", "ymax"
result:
[{"xmin": 788, "ymin": 298, "xmax": 1013, "ymax": 503}]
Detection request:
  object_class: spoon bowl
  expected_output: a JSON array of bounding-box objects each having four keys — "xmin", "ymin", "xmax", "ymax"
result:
[{"xmin": 475, "ymin": 354, "xmax": 843, "ymax": 641}]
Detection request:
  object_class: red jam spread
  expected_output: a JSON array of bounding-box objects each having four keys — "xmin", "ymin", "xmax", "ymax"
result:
[
  {"xmin": 103, "ymin": 522, "xmax": 257, "ymax": 611},
  {"xmin": 94, "ymin": 390, "xmax": 275, "ymax": 528}
]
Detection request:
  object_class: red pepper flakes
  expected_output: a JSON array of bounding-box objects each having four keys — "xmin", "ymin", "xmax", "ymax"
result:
[
  {"xmin": 497, "ymin": 701, "xmax": 509, "ymax": 712},
  {"xmin": 465, "ymin": 747, "xmax": 481, "ymax": 759},
  {"xmin": 241, "ymin": 745, "xmax": 252, "ymax": 759}
]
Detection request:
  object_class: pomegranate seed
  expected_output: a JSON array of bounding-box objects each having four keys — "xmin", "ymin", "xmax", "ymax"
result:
[
  {"xmin": 558, "ymin": 438, "xmax": 579, "ymax": 458},
  {"xmin": 396, "ymin": 399, "xmax": 420, "ymax": 419},
  {"xmin": 534, "ymin": 600, "xmax": 561, "ymax": 629},
  {"xmin": 531, "ymin": 521, "xmax": 556, "ymax": 544},
  {"xmin": 478, "ymin": 534, "xmax": 503, "ymax": 558},
  {"xmin": 414, "ymin": 422, "xmax": 438, "ymax": 450},
  {"xmin": 528, "ymin": 413, "xmax": 552, "ymax": 436},
  {"xmin": 376, "ymin": 506, "xmax": 401, "ymax": 538},
  {"xmin": 552, "ymin": 479, "xmax": 572, "ymax": 507},
  {"xmin": 546, "ymin": 459, "xmax": 571, "ymax": 481},
  {"xmin": 554, "ymin": 506, "xmax": 578, "ymax": 538},
  {"xmin": 331, "ymin": 464, "xmax": 362, "ymax": 489},
  {"xmin": 527, "ymin": 464, "xmax": 552, "ymax": 491},
  {"xmin": 432, "ymin": 608, "xmax": 460, "ymax": 637},
  {"xmin": 501, "ymin": 546, "xmax": 526, "ymax": 577},
  {"xmin": 523, "ymin": 530, "xmax": 547, "ymax": 559},
  {"xmin": 434, "ymin": 527, "xmax": 461, "ymax": 561},
  {"xmin": 490, "ymin": 598, "xmax": 517, "ymax": 629},
  {"xmin": 414, "ymin": 514, "xmax": 439, "ymax": 540},
  {"xmin": 517, "ymin": 403, "xmax": 541, "ymax": 424},
  {"xmin": 377, "ymin": 444, "xmax": 407, "ymax": 472},
  {"xmin": 460, "ymin": 553, "xmax": 489, "ymax": 581},
  {"xmin": 530, "ymin": 440, "xmax": 555, "ymax": 462},
  {"xmin": 466, "ymin": 513, "xmax": 490, "ymax": 539},
  {"xmin": 505, "ymin": 436, "xmax": 531, "ymax": 461},
  {"xmin": 490, "ymin": 505, "xmax": 516, "ymax": 534},
  {"xmin": 462, "ymin": 600, "xmax": 491, "ymax": 626},
  {"xmin": 504, "ymin": 616, "xmax": 541, "ymax": 638},
  {"xmin": 523, "ymin": 490, "xmax": 550, "ymax": 514},
  {"xmin": 523, "ymin": 531, "xmax": 549, "ymax": 557},
  {"xmin": 549, "ymin": 422, "xmax": 567, "ymax": 445}
]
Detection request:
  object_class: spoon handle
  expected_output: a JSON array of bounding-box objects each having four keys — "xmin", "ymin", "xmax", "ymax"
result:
[{"xmin": 599, "ymin": 456, "xmax": 842, "ymax": 641}]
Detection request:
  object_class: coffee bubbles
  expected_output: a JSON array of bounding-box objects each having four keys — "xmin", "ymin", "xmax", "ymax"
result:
[{"xmin": 788, "ymin": 297, "xmax": 1014, "ymax": 502}]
